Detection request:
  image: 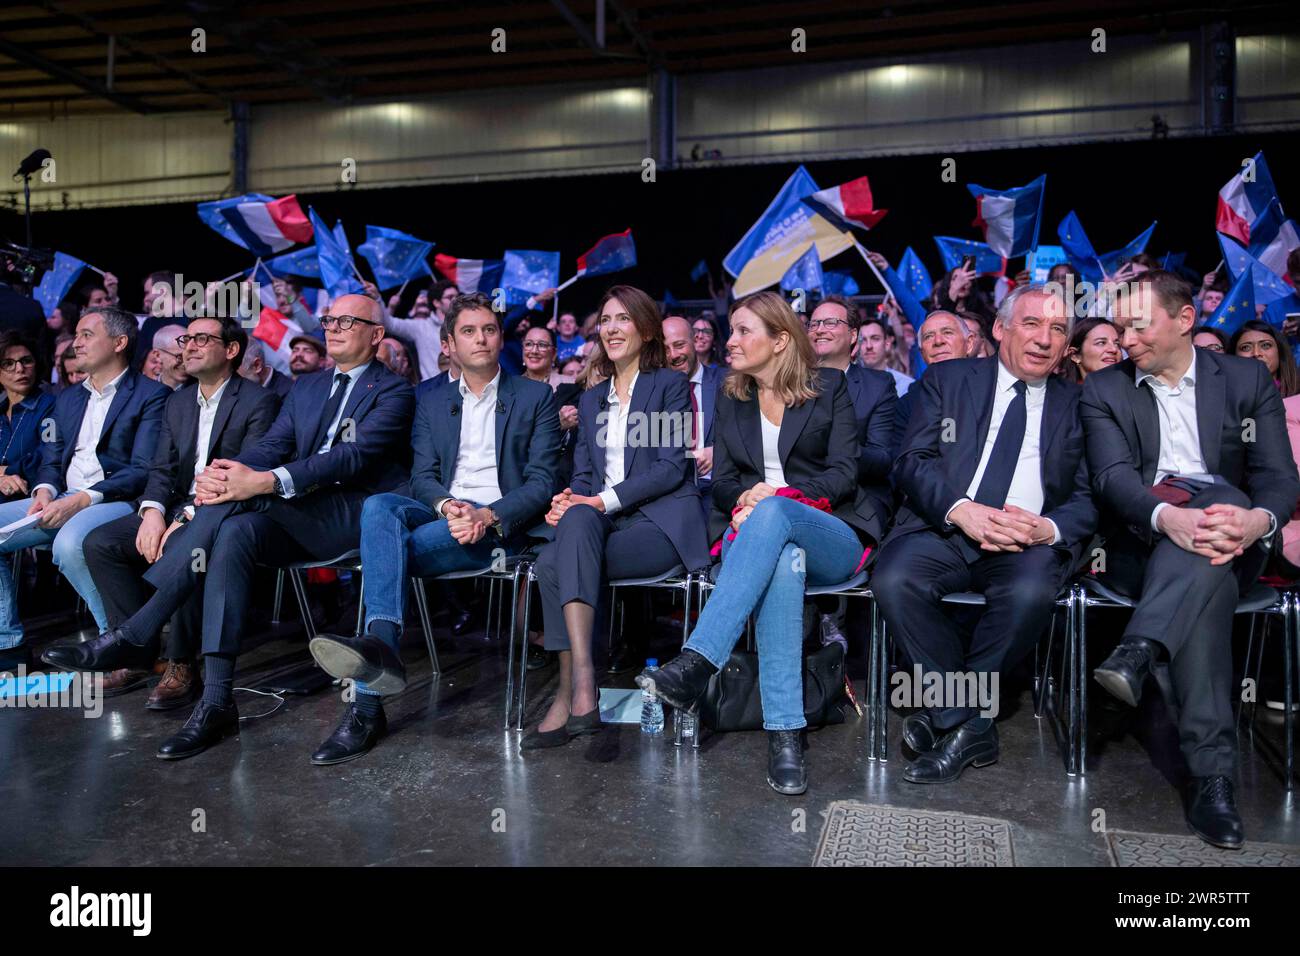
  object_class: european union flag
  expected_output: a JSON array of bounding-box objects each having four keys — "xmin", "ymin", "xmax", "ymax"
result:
[
  {"xmin": 309, "ymin": 208, "xmax": 363, "ymax": 298},
  {"xmin": 822, "ymin": 271, "xmax": 859, "ymax": 297},
  {"xmin": 265, "ymin": 246, "xmax": 321, "ymax": 280},
  {"xmin": 933, "ymin": 236, "xmax": 1004, "ymax": 275},
  {"xmin": 1219, "ymin": 234, "xmax": 1294, "ymax": 305},
  {"xmin": 34, "ymin": 252, "xmax": 90, "ymax": 313},
  {"xmin": 357, "ymin": 225, "xmax": 434, "ymax": 291},
  {"xmin": 1205, "ymin": 266, "xmax": 1257, "ymax": 337},
  {"xmin": 503, "ymin": 249, "xmax": 560, "ymax": 305},
  {"xmin": 780, "ymin": 244, "xmax": 824, "ymax": 294},
  {"xmin": 577, "ymin": 229, "xmax": 636, "ymax": 277},
  {"xmin": 898, "ymin": 247, "xmax": 932, "ymax": 301}
]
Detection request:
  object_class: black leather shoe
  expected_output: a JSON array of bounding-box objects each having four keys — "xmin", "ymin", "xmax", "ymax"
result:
[
  {"xmin": 566, "ymin": 707, "xmax": 602, "ymax": 736},
  {"xmin": 526, "ymin": 644, "xmax": 551, "ymax": 671},
  {"xmin": 766, "ymin": 730, "xmax": 808, "ymax": 795},
  {"xmin": 0, "ymin": 643, "xmax": 31, "ymax": 672},
  {"xmin": 634, "ymin": 649, "xmax": 717, "ymax": 713},
  {"xmin": 309, "ymin": 632, "xmax": 406, "ymax": 695},
  {"xmin": 311, "ymin": 702, "xmax": 388, "ymax": 766},
  {"xmin": 1186, "ymin": 775, "xmax": 1245, "ymax": 849},
  {"xmin": 1093, "ymin": 637, "xmax": 1157, "ymax": 708},
  {"xmin": 42, "ymin": 628, "xmax": 158, "ymax": 674},
  {"xmin": 520, "ymin": 725, "xmax": 572, "ymax": 750},
  {"xmin": 902, "ymin": 712, "xmax": 936, "ymax": 753},
  {"xmin": 157, "ymin": 700, "xmax": 239, "ymax": 760},
  {"xmin": 903, "ymin": 718, "xmax": 999, "ymax": 784}
]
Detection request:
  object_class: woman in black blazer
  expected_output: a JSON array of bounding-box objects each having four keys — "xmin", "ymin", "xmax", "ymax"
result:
[
  {"xmin": 526, "ymin": 285, "xmax": 708, "ymax": 749},
  {"xmin": 635, "ymin": 291, "xmax": 867, "ymax": 795}
]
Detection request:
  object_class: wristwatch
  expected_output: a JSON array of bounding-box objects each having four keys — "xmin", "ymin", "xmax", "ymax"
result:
[
  {"xmin": 272, "ymin": 473, "xmax": 285, "ymax": 496},
  {"xmin": 486, "ymin": 508, "xmax": 504, "ymax": 538}
]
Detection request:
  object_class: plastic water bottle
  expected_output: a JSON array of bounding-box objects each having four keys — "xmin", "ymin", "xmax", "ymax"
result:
[
  {"xmin": 640, "ymin": 659, "xmax": 665, "ymax": 735},
  {"xmin": 675, "ymin": 709, "xmax": 698, "ymax": 747}
]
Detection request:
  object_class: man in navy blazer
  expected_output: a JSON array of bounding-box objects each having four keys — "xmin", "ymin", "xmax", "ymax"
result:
[
  {"xmin": 664, "ymin": 315, "xmax": 724, "ymax": 495},
  {"xmin": 52, "ymin": 294, "xmax": 416, "ymax": 762},
  {"xmin": 0, "ymin": 306, "xmax": 168, "ymax": 671},
  {"xmin": 308, "ymin": 292, "xmax": 561, "ymax": 763},
  {"xmin": 872, "ymin": 285, "xmax": 1096, "ymax": 785}
]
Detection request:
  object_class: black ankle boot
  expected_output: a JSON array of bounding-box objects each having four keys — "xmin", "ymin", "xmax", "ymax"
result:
[
  {"xmin": 767, "ymin": 730, "xmax": 807, "ymax": 795},
  {"xmin": 634, "ymin": 648, "xmax": 717, "ymax": 713}
]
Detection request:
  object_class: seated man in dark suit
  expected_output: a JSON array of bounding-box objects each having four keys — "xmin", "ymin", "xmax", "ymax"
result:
[
  {"xmin": 1081, "ymin": 271, "xmax": 1300, "ymax": 848},
  {"xmin": 42, "ymin": 294, "xmax": 415, "ymax": 761},
  {"xmin": 891, "ymin": 310, "xmax": 977, "ymax": 458},
  {"xmin": 307, "ymin": 292, "xmax": 561, "ymax": 762},
  {"xmin": 75, "ymin": 316, "xmax": 282, "ymax": 707},
  {"xmin": 0, "ymin": 306, "xmax": 169, "ymax": 672},
  {"xmin": 237, "ymin": 338, "xmax": 294, "ymax": 400},
  {"xmin": 809, "ymin": 294, "xmax": 896, "ymax": 646},
  {"xmin": 663, "ymin": 315, "xmax": 724, "ymax": 494},
  {"xmin": 872, "ymin": 285, "xmax": 1096, "ymax": 784}
]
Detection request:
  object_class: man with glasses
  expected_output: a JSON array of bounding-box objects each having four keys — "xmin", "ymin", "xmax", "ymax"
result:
[
  {"xmin": 663, "ymin": 315, "xmax": 722, "ymax": 493},
  {"xmin": 42, "ymin": 295, "xmax": 415, "ymax": 760},
  {"xmin": 147, "ymin": 324, "xmax": 190, "ymax": 391},
  {"xmin": 807, "ymin": 295, "xmax": 898, "ymax": 648},
  {"xmin": 56, "ymin": 317, "xmax": 282, "ymax": 704},
  {"xmin": 0, "ymin": 306, "xmax": 169, "ymax": 672},
  {"xmin": 691, "ymin": 318, "xmax": 719, "ymax": 368},
  {"xmin": 307, "ymin": 292, "xmax": 560, "ymax": 763}
]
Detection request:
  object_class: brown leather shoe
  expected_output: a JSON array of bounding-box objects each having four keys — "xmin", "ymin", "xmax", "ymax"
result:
[
  {"xmin": 101, "ymin": 667, "xmax": 153, "ymax": 698},
  {"xmin": 146, "ymin": 660, "xmax": 201, "ymax": 711}
]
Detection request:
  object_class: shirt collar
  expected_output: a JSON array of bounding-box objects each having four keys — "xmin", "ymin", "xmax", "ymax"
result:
[
  {"xmin": 85, "ymin": 366, "xmax": 129, "ymax": 400},
  {"xmin": 197, "ymin": 375, "xmax": 231, "ymax": 410},
  {"xmin": 1, "ymin": 391, "xmax": 42, "ymax": 414},
  {"xmin": 459, "ymin": 367, "xmax": 502, "ymax": 400},
  {"xmin": 606, "ymin": 368, "xmax": 640, "ymax": 405},
  {"xmin": 1136, "ymin": 350, "xmax": 1196, "ymax": 390},
  {"xmin": 996, "ymin": 358, "xmax": 1044, "ymax": 392},
  {"xmin": 335, "ymin": 361, "xmax": 371, "ymax": 386},
  {"xmin": 689, "ymin": 364, "xmax": 704, "ymax": 386}
]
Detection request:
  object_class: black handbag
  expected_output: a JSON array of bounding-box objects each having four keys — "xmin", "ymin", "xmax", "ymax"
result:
[{"xmin": 698, "ymin": 641, "xmax": 848, "ymax": 732}]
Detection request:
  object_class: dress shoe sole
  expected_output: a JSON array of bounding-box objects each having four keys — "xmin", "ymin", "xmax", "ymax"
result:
[
  {"xmin": 39, "ymin": 650, "xmax": 94, "ymax": 673},
  {"xmin": 1186, "ymin": 819, "xmax": 1244, "ymax": 850},
  {"xmin": 766, "ymin": 775, "xmax": 808, "ymax": 796},
  {"xmin": 309, "ymin": 636, "xmax": 407, "ymax": 696},
  {"xmin": 1093, "ymin": 667, "xmax": 1141, "ymax": 708},
  {"xmin": 146, "ymin": 689, "xmax": 201, "ymax": 712},
  {"xmin": 156, "ymin": 724, "xmax": 239, "ymax": 761},
  {"xmin": 902, "ymin": 754, "xmax": 998, "ymax": 785},
  {"xmin": 311, "ymin": 743, "xmax": 379, "ymax": 767},
  {"xmin": 101, "ymin": 674, "xmax": 154, "ymax": 698},
  {"xmin": 633, "ymin": 673, "xmax": 699, "ymax": 715},
  {"xmin": 902, "ymin": 720, "xmax": 935, "ymax": 754}
]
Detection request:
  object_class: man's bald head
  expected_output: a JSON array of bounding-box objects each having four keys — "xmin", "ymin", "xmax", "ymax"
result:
[
  {"xmin": 918, "ymin": 310, "xmax": 975, "ymax": 365},
  {"xmin": 330, "ymin": 293, "xmax": 381, "ymax": 323},
  {"xmin": 324, "ymin": 293, "xmax": 385, "ymax": 370},
  {"xmin": 663, "ymin": 315, "xmax": 698, "ymax": 376}
]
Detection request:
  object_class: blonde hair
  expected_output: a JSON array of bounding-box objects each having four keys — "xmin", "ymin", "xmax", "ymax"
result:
[{"xmin": 722, "ymin": 291, "xmax": 820, "ymax": 405}]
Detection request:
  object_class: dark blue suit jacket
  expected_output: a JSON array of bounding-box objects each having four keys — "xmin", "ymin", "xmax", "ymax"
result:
[
  {"xmin": 571, "ymin": 366, "xmax": 710, "ymax": 571},
  {"xmin": 411, "ymin": 371, "xmax": 561, "ymax": 541},
  {"xmin": 887, "ymin": 356, "xmax": 1097, "ymax": 560},
  {"xmin": 843, "ymin": 362, "xmax": 898, "ymax": 529},
  {"xmin": 416, "ymin": 371, "xmax": 451, "ymax": 400},
  {"xmin": 36, "ymin": 367, "xmax": 170, "ymax": 501},
  {"xmin": 236, "ymin": 360, "xmax": 415, "ymax": 497}
]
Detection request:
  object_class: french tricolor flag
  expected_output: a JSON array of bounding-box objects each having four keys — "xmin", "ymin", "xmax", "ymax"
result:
[
  {"xmin": 803, "ymin": 177, "xmax": 888, "ymax": 232},
  {"xmin": 434, "ymin": 253, "xmax": 504, "ymax": 294},
  {"xmin": 1216, "ymin": 152, "xmax": 1279, "ymax": 247},
  {"xmin": 1243, "ymin": 197, "xmax": 1299, "ymax": 280},
  {"xmin": 199, "ymin": 193, "xmax": 313, "ymax": 257},
  {"xmin": 967, "ymin": 175, "xmax": 1046, "ymax": 259},
  {"xmin": 249, "ymin": 260, "xmax": 300, "ymax": 373}
]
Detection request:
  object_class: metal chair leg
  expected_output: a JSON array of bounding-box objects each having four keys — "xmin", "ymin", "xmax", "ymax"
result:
[
  {"xmin": 354, "ymin": 572, "xmax": 366, "ymax": 638},
  {"xmin": 289, "ymin": 568, "xmax": 316, "ymax": 640},
  {"xmin": 1065, "ymin": 582, "xmax": 1087, "ymax": 777},
  {"xmin": 515, "ymin": 565, "xmax": 536, "ymax": 732},
  {"xmin": 412, "ymin": 577, "xmax": 440, "ymax": 676},
  {"xmin": 1285, "ymin": 592, "xmax": 1296, "ymax": 787},
  {"xmin": 271, "ymin": 569, "xmax": 285, "ymax": 624},
  {"xmin": 1034, "ymin": 611, "xmax": 1057, "ymax": 719},
  {"xmin": 503, "ymin": 562, "xmax": 525, "ymax": 728}
]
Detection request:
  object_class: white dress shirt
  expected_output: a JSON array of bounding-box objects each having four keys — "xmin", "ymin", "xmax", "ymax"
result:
[
  {"xmin": 597, "ymin": 370, "xmax": 639, "ymax": 515},
  {"xmin": 760, "ymin": 411, "xmax": 786, "ymax": 487},
  {"xmin": 948, "ymin": 360, "xmax": 1060, "ymax": 543},
  {"xmin": 886, "ymin": 367, "xmax": 914, "ymax": 397},
  {"xmin": 140, "ymin": 376, "xmax": 230, "ymax": 521},
  {"xmin": 688, "ymin": 364, "xmax": 705, "ymax": 453},
  {"xmin": 35, "ymin": 367, "xmax": 130, "ymax": 506},
  {"xmin": 436, "ymin": 370, "xmax": 504, "ymax": 513},
  {"xmin": 273, "ymin": 361, "xmax": 371, "ymax": 499}
]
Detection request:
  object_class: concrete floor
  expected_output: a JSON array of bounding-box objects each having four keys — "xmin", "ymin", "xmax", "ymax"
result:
[{"xmin": 2, "ymin": 605, "xmax": 1298, "ymax": 866}]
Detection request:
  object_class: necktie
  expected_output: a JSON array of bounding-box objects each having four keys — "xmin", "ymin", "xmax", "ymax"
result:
[
  {"xmin": 689, "ymin": 383, "xmax": 700, "ymax": 447},
  {"xmin": 311, "ymin": 372, "xmax": 350, "ymax": 454},
  {"xmin": 973, "ymin": 379, "xmax": 1028, "ymax": 508}
]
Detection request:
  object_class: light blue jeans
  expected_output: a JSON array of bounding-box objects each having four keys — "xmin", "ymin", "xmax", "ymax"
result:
[
  {"xmin": 0, "ymin": 495, "xmax": 133, "ymax": 648},
  {"xmin": 684, "ymin": 495, "xmax": 863, "ymax": 730}
]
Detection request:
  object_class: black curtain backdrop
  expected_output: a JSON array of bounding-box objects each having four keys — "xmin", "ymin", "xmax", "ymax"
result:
[{"xmin": 4, "ymin": 129, "xmax": 1297, "ymax": 317}]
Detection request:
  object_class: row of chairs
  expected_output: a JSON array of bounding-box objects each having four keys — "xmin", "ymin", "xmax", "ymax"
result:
[{"xmin": 262, "ymin": 548, "xmax": 1298, "ymax": 789}]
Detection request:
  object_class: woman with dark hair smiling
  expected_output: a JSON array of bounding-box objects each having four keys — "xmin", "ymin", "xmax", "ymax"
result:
[
  {"xmin": 0, "ymin": 332, "xmax": 55, "ymax": 501},
  {"xmin": 637, "ymin": 291, "xmax": 868, "ymax": 795},
  {"xmin": 692, "ymin": 315, "xmax": 722, "ymax": 368},
  {"xmin": 1232, "ymin": 319, "xmax": 1300, "ymax": 397},
  {"xmin": 1063, "ymin": 318, "xmax": 1121, "ymax": 383},
  {"xmin": 526, "ymin": 285, "xmax": 709, "ymax": 749}
]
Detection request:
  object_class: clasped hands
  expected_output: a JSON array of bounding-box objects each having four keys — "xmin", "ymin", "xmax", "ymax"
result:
[
  {"xmin": 949, "ymin": 501, "xmax": 1055, "ymax": 552},
  {"xmin": 1156, "ymin": 503, "xmax": 1271, "ymax": 566},
  {"xmin": 544, "ymin": 488, "xmax": 605, "ymax": 527},
  {"xmin": 729, "ymin": 482, "xmax": 779, "ymax": 531},
  {"xmin": 440, "ymin": 500, "xmax": 497, "ymax": 545}
]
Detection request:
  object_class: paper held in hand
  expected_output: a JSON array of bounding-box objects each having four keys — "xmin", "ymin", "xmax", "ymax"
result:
[{"xmin": 0, "ymin": 513, "xmax": 40, "ymax": 544}]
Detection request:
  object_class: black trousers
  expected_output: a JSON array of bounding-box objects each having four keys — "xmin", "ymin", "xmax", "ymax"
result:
[
  {"xmin": 533, "ymin": 504, "xmax": 680, "ymax": 652},
  {"xmin": 1098, "ymin": 482, "xmax": 1266, "ymax": 778},
  {"xmin": 872, "ymin": 529, "xmax": 1070, "ymax": 730},
  {"xmin": 83, "ymin": 511, "xmax": 203, "ymax": 660},
  {"xmin": 134, "ymin": 489, "xmax": 368, "ymax": 657}
]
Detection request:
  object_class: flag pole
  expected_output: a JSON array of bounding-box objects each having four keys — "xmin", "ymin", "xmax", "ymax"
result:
[
  {"xmin": 852, "ymin": 237, "xmax": 893, "ymax": 302},
  {"xmin": 555, "ymin": 273, "xmax": 581, "ymax": 292}
]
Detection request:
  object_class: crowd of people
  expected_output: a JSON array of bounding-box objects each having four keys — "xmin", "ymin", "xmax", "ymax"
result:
[{"xmin": 3, "ymin": 241, "xmax": 1300, "ymax": 854}]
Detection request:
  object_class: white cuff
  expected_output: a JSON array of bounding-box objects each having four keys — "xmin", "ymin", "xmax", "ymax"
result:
[
  {"xmin": 82, "ymin": 489, "xmax": 104, "ymax": 506},
  {"xmin": 139, "ymin": 501, "xmax": 166, "ymax": 518},
  {"xmin": 1150, "ymin": 501, "xmax": 1169, "ymax": 533},
  {"xmin": 598, "ymin": 488, "xmax": 622, "ymax": 516},
  {"xmin": 272, "ymin": 466, "xmax": 295, "ymax": 499},
  {"xmin": 435, "ymin": 497, "xmax": 453, "ymax": 517},
  {"xmin": 33, "ymin": 483, "xmax": 58, "ymax": 500},
  {"xmin": 1046, "ymin": 517, "xmax": 1062, "ymax": 546},
  {"xmin": 944, "ymin": 497, "xmax": 971, "ymax": 528}
]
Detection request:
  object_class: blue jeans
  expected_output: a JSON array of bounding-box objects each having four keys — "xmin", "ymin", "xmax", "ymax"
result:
[
  {"xmin": 0, "ymin": 495, "xmax": 133, "ymax": 648},
  {"xmin": 684, "ymin": 496, "xmax": 862, "ymax": 730},
  {"xmin": 357, "ymin": 493, "xmax": 515, "ymax": 695}
]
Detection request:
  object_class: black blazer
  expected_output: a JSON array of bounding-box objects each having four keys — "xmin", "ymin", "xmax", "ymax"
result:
[
  {"xmin": 411, "ymin": 372, "xmax": 561, "ymax": 541},
  {"xmin": 887, "ymin": 356, "xmax": 1097, "ymax": 560},
  {"xmin": 1079, "ymin": 349, "xmax": 1300, "ymax": 544},
  {"xmin": 236, "ymin": 360, "xmax": 415, "ymax": 497},
  {"xmin": 571, "ymin": 366, "xmax": 710, "ymax": 571},
  {"xmin": 263, "ymin": 368, "xmax": 294, "ymax": 400},
  {"xmin": 141, "ymin": 375, "xmax": 282, "ymax": 520},
  {"xmin": 843, "ymin": 362, "xmax": 898, "ymax": 532},
  {"xmin": 710, "ymin": 367, "xmax": 877, "ymax": 544}
]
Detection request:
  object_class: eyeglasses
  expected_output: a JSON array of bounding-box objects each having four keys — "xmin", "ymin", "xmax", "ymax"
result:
[
  {"xmin": 692, "ymin": 328, "xmax": 713, "ymax": 337},
  {"xmin": 0, "ymin": 356, "xmax": 35, "ymax": 371},
  {"xmin": 806, "ymin": 318, "xmax": 849, "ymax": 331},
  {"xmin": 522, "ymin": 341, "xmax": 554, "ymax": 352},
  {"xmin": 177, "ymin": 333, "xmax": 224, "ymax": 348},
  {"xmin": 320, "ymin": 314, "xmax": 380, "ymax": 331},
  {"xmin": 156, "ymin": 349, "xmax": 183, "ymax": 363}
]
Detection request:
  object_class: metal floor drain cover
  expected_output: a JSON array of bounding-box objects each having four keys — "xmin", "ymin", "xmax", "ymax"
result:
[
  {"xmin": 1106, "ymin": 830, "xmax": 1300, "ymax": 867},
  {"xmin": 813, "ymin": 801, "xmax": 1015, "ymax": 867}
]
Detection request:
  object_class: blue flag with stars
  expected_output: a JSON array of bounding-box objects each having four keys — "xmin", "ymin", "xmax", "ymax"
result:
[
  {"xmin": 1205, "ymin": 266, "xmax": 1257, "ymax": 337},
  {"xmin": 822, "ymin": 271, "xmax": 860, "ymax": 296},
  {"xmin": 357, "ymin": 225, "xmax": 434, "ymax": 291},
  {"xmin": 503, "ymin": 249, "xmax": 560, "ymax": 306},
  {"xmin": 34, "ymin": 252, "xmax": 90, "ymax": 313},
  {"xmin": 779, "ymin": 244, "xmax": 824, "ymax": 293},
  {"xmin": 1219, "ymin": 234, "xmax": 1294, "ymax": 305},
  {"xmin": 898, "ymin": 247, "xmax": 933, "ymax": 301}
]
